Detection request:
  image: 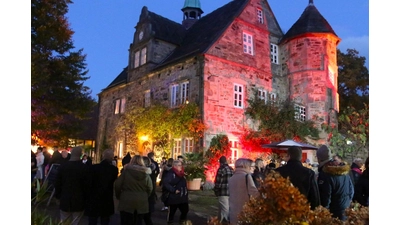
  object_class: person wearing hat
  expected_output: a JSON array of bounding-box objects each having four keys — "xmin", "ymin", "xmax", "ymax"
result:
[
  {"xmin": 213, "ymin": 156, "xmax": 234, "ymax": 224},
  {"xmin": 316, "ymin": 145, "xmax": 354, "ymax": 221},
  {"xmin": 55, "ymin": 146, "xmax": 89, "ymax": 225},
  {"xmin": 275, "ymin": 146, "xmax": 321, "ymax": 210}
]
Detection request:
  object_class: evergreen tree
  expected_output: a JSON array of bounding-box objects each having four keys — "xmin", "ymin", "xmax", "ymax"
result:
[
  {"xmin": 31, "ymin": 0, "xmax": 96, "ymax": 143},
  {"xmin": 337, "ymin": 49, "xmax": 369, "ymax": 111}
]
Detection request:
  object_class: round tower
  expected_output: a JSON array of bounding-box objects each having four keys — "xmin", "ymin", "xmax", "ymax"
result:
[{"xmin": 279, "ymin": 0, "xmax": 341, "ymax": 139}]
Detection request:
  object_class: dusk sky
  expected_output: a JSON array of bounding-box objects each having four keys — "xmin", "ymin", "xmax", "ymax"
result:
[{"xmin": 66, "ymin": 0, "xmax": 369, "ymax": 100}]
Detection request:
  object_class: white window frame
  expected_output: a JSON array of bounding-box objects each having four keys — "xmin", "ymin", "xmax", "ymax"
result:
[
  {"xmin": 234, "ymin": 84, "xmax": 244, "ymax": 108},
  {"xmin": 243, "ymin": 32, "xmax": 253, "ymax": 55},
  {"xmin": 118, "ymin": 142, "xmax": 123, "ymax": 158},
  {"xmin": 258, "ymin": 89, "xmax": 268, "ymax": 103},
  {"xmin": 294, "ymin": 104, "xmax": 306, "ymax": 122},
  {"xmin": 270, "ymin": 43, "xmax": 279, "ymax": 64},
  {"xmin": 173, "ymin": 139, "xmax": 182, "ymax": 158},
  {"xmin": 170, "ymin": 84, "xmax": 179, "ymax": 108},
  {"xmin": 180, "ymin": 81, "xmax": 189, "ymax": 104},
  {"xmin": 140, "ymin": 47, "xmax": 147, "ymax": 66},
  {"xmin": 134, "ymin": 51, "xmax": 140, "ymax": 68},
  {"xmin": 257, "ymin": 8, "xmax": 263, "ymax": 24},
  {"xmin": 229, "ymin": 140, "xmax": 239, "ymax": 163},
  {"xmin": 184, "ymin": 138, "xmax": 194, "ymax": 153},
  {"xmin": 269, "ymin": 92, "xmax": 277, "ymax": 103},
  {"xmin": 144, "ymin": 90, "xmax": 151, "ymax": 107}
]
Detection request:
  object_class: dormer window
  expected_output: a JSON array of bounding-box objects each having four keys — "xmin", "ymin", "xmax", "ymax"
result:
[
  {"xmin": 257, "ymin": 8, "xmax": 263, "ymax": 24},
  {"xmin": 134, "ymin": 47, "xmax": 147, "ymax": 68}
]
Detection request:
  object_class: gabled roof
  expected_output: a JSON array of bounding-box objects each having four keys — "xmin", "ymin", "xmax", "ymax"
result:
[
  {"xmin": 156, "ymin": 0, "xmax": 249, "ymax": 68},
  {"xmin": 280, "ymin": 1, "xmax": 337, "ymax": 44},
  {"xmin": 141, "ymin": 7, "xmax": 187, "ymax": 45},
  {"xmin": 103, "ymin": 67, "xmax": 128, "ymax": 90}
]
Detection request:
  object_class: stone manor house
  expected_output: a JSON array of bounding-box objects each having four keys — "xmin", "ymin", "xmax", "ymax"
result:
[{"xmin": 96, "ymin": 0, "xmax": 340, "ymax": 162}]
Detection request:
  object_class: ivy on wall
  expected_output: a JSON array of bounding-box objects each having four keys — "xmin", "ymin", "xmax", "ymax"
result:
[{"xmin": 115, "ymin": 102, "xmax": 207, "ymax": 153}]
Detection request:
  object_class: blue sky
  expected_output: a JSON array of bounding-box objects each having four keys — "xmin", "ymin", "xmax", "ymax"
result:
[{"xmin": 67, "ymin": 0, "xmax": 369, "ymax": 100}]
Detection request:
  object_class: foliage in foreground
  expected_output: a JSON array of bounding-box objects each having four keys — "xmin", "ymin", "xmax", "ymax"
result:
[
  {"xmin": 322, "ymin": 104, "xmax": 369, "ymax": 161},
  {"xmin": 207, "ymin": 171, "xmax": 368, "ymax": 225}
]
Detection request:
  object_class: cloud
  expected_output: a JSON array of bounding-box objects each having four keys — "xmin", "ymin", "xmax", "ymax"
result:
[{"xmin": 337, "ymin": 35, "xmax": 369, "ymax": 68}]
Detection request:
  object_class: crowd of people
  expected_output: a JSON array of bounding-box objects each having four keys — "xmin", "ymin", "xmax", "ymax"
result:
[
  {"xmin": 212, "ymin": 145, "xmax": 369, "ymax": 224},
  {"xmin": 31, "ymin": 145, "xmax": 368, "ymax": 225}
]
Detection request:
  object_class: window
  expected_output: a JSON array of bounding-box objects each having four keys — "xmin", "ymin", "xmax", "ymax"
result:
[
  {"xmin": 181, "ymin": 81, "xmax": 189, "ymax": 104},
  {"xmin": 173, "ymin": 139, "xmax": 182, "ymax": 158},
  {"xmin": 257, "ymin": 8, "xmax": 263, "ymax": 24},
  {"xmin": 327, "ymin": 88, "xmax": 333, "ymax": 109},
  {"xmin": 120, "ymin": 98, "xmax": 126, "ymax": 113},
  {"xmin": 229, "ymin": 140, "xmax": 239, "ymax": 163},
  {"xmin": 243, "ymin": 33, "xmax": 253, "ymax": 55},
  {"xmin": 170, "ymin": 81, "xmax": 190, "ymax": 107},
  {"xmin": 234, "ymin": 84, "xmax": 244, "ymax": 108},
  {"xmin": 294, "ymin": 104, "xmax": 306, "ymax": 122},
  {"xmin": 270, "ymin": 43, "xmax": 279, "ymax": 64},
  {"xmin": 269, "ymin": 92, "xmax": 277, "ymax": 103},
  {"xmin": 184, "ymin": 138, "xmax": 194, "ymax": 153},
  {"xmin": 258, "ymin": 89, "xmax": 268, "ymax": 103},
  {"xmin": 144, "ymin": 90, "xmax": 151, "ymax": 107},
  {"xmin": 134, "ymin": 51, "xmax": 140, "ymax": 68},
  {"xmin": 134, "ymin": 47, "xmax": 147, "ymax": 68},
  {"xmin": 329, "ymin": 67, "xmax": 335, "ymax": 85},
  {"xmin": 114, "ymin": 98, "xmax": 126, "ymax": 114},
  {"xmin": 140, "ymin": 47, "xmax": 147, "ymax": 66},
  {"xmin": 118, "ymin": 142, "xmax": 123, "ymax": 158},
  {"xmin": 170, "ymin": 84, "xmax": 179, "ymax": 107}
]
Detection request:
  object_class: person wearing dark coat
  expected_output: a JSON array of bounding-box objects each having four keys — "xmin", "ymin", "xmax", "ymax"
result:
[
  {"xmin": 160, "ymin": 158, "xmax": 174, "ymax": 211},
  {"xmin": 85, "ymin": 149, "xmax": 118, "ymax": 225},
  {"xmin": 349, "ymin": 158, "xmax": 363, "ymax": 186},
  {"xmin": 55, "ymin": 146, "xmax": 89, "ymax": 225},
  {"xmin": 353, "ymin": 157, "xmax": 369, "ymax": 206},
  {"xmin": 142, "ymin": 156, "xmax": 157, "ymax": 225},
  {"xmin": 213, "ymin": 156, "xmax": 234, "ymax": 223},
  {"xmin": 316, "ymin": 145, "xmax": 354, "ymax": 221},
  {"xmin": 121, "ymin": 152, "xmax": 132, "ymax": 173},
  {"xmin": 122, "ymin": 152, "xmax": 132, "ymax": 166},
  {"xmin": 252, "ymin": 158, "xmax": 266, "ymax": 189},
  {"xmin": 275, "ymin": 146, "xmax": 321, "ymax": 210},
  {"xmin": 82, "ymin": 154, "xmax": 93, "ymax": 166},
  {"xmin": 162, "ymin": 160, "xmax": 189, "ymax": 225}
]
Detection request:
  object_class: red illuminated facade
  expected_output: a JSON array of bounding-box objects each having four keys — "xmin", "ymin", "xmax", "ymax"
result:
[{"xmin": 96, "ymin": 0, "xmax": 339, "ymax": 162}]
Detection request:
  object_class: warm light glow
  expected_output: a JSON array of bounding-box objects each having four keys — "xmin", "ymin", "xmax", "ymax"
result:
[
  {"xmin": 140, "ymin": 135, "xmax": 149, "ymax": 141},
  {"xmin": 31, "ymin": 145, "xmax": 39, "ymax": 153}
]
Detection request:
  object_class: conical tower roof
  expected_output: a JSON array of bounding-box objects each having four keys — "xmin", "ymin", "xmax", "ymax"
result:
[{"xmin": 280, "ymin": 0, "xmax": 337, "ymax": 43}]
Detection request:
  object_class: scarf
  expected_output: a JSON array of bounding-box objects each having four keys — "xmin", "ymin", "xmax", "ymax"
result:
[{"xmin": 173, "ymin": 167, "xmax": 185, "ymax": 177}]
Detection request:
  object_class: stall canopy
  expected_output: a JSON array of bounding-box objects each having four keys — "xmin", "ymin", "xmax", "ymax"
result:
[{"xmin": 261, "ymin": 139, "xmax": 318, "ymax": 150}]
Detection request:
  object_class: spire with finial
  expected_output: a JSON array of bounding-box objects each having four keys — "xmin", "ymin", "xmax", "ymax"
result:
[{"xmin": 309, "ymin": 0, "xmax": 314, "ymax": 5}]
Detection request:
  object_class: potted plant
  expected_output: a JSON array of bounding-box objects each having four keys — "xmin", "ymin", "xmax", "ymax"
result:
[{"xmin": 183, "ymin": 152, "xmax": 207, "ymax": 190}]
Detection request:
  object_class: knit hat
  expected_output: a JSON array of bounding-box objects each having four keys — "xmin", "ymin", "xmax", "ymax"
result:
[
  {"xmin": 70, "ymin": 146, "xmax": 82, "ymax": 161},
  {"xmin": 317, "ymin": 145, "xmax": 331, "ymax": 162},
  {"xmin": 219, "ymin": 156, "xmax": 227, "ymax": 164}
]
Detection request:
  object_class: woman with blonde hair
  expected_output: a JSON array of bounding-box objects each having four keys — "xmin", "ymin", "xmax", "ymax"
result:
[{"xmin": 115, "ymin": 155, "xmax": 153, "ymax": 225}]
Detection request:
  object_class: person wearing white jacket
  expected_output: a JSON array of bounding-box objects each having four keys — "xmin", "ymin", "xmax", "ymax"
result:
[{"xmin": 35, "ymin": 147, "xmax": 45, "ymax": 184}]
